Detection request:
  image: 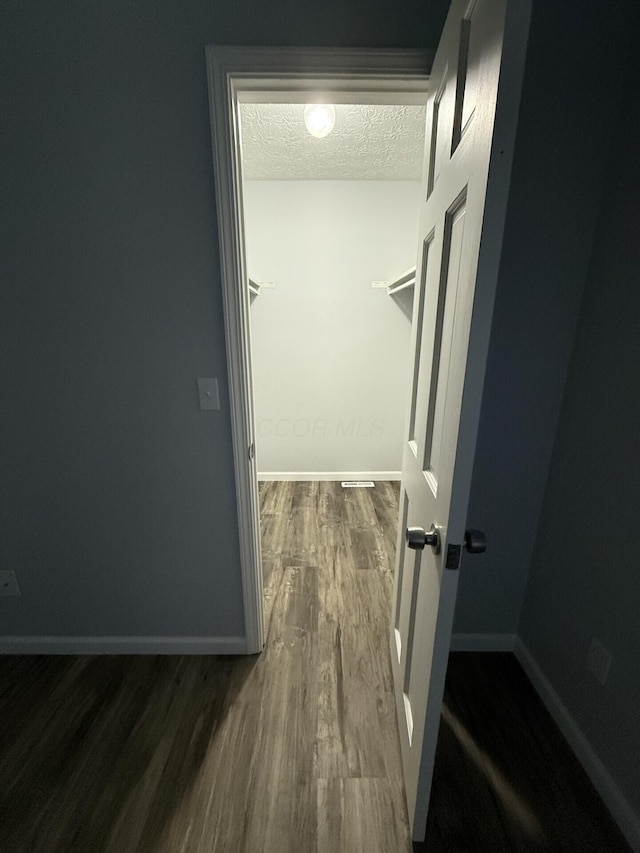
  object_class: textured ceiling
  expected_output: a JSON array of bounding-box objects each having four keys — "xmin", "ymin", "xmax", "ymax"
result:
[{"xmin": 239, "ymin": 103, "xmax": 426, "ymax": 181}]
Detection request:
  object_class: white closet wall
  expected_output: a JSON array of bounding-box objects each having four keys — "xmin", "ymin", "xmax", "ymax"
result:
[{"xmin": 243, "ymin": 180, "xmax": 421, "ymax": 478}]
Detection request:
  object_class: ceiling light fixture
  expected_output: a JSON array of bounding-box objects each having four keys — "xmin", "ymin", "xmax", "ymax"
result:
[{"xmin": 303, "ymin": 104, "xmax": 336, "ymax": 138}]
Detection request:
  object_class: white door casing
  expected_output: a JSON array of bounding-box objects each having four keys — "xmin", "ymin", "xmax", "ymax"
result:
[
  {"xmin": 391, "ymin": 0, "xmax": 530, "ymax": 840},
  {"xmin": 206, "ymin": 46, "xmax": 433, "ymax": 653}
]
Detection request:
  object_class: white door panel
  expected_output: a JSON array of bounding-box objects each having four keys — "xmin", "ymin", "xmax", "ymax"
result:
[{"xmin": 391, "ymin": 0, "xmax": 531, "ymax": 840}]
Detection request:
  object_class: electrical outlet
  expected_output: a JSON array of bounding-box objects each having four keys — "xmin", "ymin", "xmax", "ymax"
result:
[
  {"xmin": 587, "ymin": 636, "xmax": 612, "ymax": 686},
  {"xmin": 0, "ymin": 571, "xmax": 21, "ymax": 596}
]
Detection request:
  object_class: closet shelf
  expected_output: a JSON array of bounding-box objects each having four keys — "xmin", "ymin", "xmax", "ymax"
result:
[
  {"xmin": 249, "ymin": 278, "xmax": 277, "ymax": 300},
  {"xmin": 386, "ymin": 266, "xmax": 416, "ymax": 296}
]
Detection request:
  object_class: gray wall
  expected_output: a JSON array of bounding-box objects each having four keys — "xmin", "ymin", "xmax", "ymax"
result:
[
  {"xmin": 0, "ymin": 0, "xmax": 448, "ymax": 640},
  {"xmin": 519, "ymin": 42, "xmax": 640, "ymax": 821},
  {"xmin": 244, "ymin": 180, "xmax": 419, "ymax": 476},
  {"xmin": 1, "ymin": 0, "xmax": 637, "ymax": 643},
  {"xmin": 453, "ymin": 0, "xmax": 638, "ymax": 635}
]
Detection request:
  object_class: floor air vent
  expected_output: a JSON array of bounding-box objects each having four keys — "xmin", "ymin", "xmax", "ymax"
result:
[{"xmin": 341, "ymin": 481, "xmax": 375, "ymax": 488}]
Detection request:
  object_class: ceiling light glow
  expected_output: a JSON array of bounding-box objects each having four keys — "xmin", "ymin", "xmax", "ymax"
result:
[{"xmin": 304, "ymin": 104, "xmax": 336, "ymax": 138}]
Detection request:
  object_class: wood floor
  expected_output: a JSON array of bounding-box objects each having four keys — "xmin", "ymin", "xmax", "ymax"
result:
[
  {"xmin": 0, "ymin": 481, "xmax": 410, "ymax": 853},
  {"xmin": 0, "ymin": 481, "xmax": 631, "ymax": 852},
  {"xmin": 420, "ymin": 653, "xmax": 632, "ymax": 853}
]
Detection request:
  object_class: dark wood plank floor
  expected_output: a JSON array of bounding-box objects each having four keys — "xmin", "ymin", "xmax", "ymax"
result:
[
  {"xmin": 0, "ymin": 481, "xmax": 631, "ymax": 852},
  {"xmin": 419, "ymin": 652, "xmax": 632, "ymax": 853},
  {"xmin": 0, "ymin": 481, "xmax": 410, "ymax": 853}
]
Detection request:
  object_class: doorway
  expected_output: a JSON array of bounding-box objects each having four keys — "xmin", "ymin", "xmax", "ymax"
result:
[
  {"xmin": 207, "ymin": 3, "xmax": 533, "ymax": 837},
  {"xmin": 205, "ymin": 46, "xmax": 433, "ymax": 652}
]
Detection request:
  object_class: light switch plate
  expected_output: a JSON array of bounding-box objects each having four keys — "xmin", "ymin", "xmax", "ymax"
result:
[{"xmin": 198, "ymin": 378, "xmax": 220, "ymax": 411}]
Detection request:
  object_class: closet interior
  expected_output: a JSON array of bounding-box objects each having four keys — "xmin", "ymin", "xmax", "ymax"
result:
[{"xmin": 239, "ymin": 101, "xmax": 425, "ymax": 481}]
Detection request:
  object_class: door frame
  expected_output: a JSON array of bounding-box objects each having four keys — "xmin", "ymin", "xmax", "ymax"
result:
[{"xmin": 205, "ymin": 46, "xmax": 434, "ymax": 652}]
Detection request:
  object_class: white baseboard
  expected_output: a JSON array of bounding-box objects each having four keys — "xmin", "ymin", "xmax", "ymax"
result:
[
  {"xmin": 450, "ymin": 632, "xmax": 517, "ymax": 652},
  {"xmin": 515, "ymin": 638, "xmax": 640, "ymax": 852},
  {"xmin": 257, "ymin": 471, "xmax": 402, "ymax": 481},
  {"xmin": 0, "ymin": 635, "xmax": 249, "ymax": 655}
]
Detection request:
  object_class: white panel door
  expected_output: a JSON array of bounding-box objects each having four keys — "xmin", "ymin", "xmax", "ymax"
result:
[{"xmin": 391, "ymin": 0, "xmax": 530, "ymax": 840}]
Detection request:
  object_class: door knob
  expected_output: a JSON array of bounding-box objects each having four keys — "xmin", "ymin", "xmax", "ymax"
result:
[
  {"xmin": 406, "ymin": 524, "xmax": 441, "ymax": 554},
  {"xmin": 464, "ymin": 528, "xmax": 486, "ymax": 554}
]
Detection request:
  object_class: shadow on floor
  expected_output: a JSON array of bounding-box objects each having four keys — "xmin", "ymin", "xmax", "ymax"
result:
[
  {"xmin": 0, "ymin": 654, "xmax": 259, "ymax": 853},
  {"xmin": 412, "ymin": 653, "xmax": 631, "ymax": 853}
]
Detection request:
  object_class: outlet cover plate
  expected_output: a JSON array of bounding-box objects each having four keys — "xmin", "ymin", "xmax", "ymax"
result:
[
  {"xmin": 587, "ymin": 636, "xmax": 612, "ymax": 686},
  {"xmin": 0, "ymin": 571, "xmax": 21, "ymax": 596}
]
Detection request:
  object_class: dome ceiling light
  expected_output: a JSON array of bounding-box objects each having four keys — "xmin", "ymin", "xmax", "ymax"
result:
[{"xmin": 303, "ymin": 104, "xmax": 336, "ymax": 138}]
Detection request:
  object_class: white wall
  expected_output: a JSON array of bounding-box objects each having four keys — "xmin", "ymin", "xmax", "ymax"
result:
[{"xmin": 243, "ymin": 180, "xmax": 421, "ymax": 477}]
